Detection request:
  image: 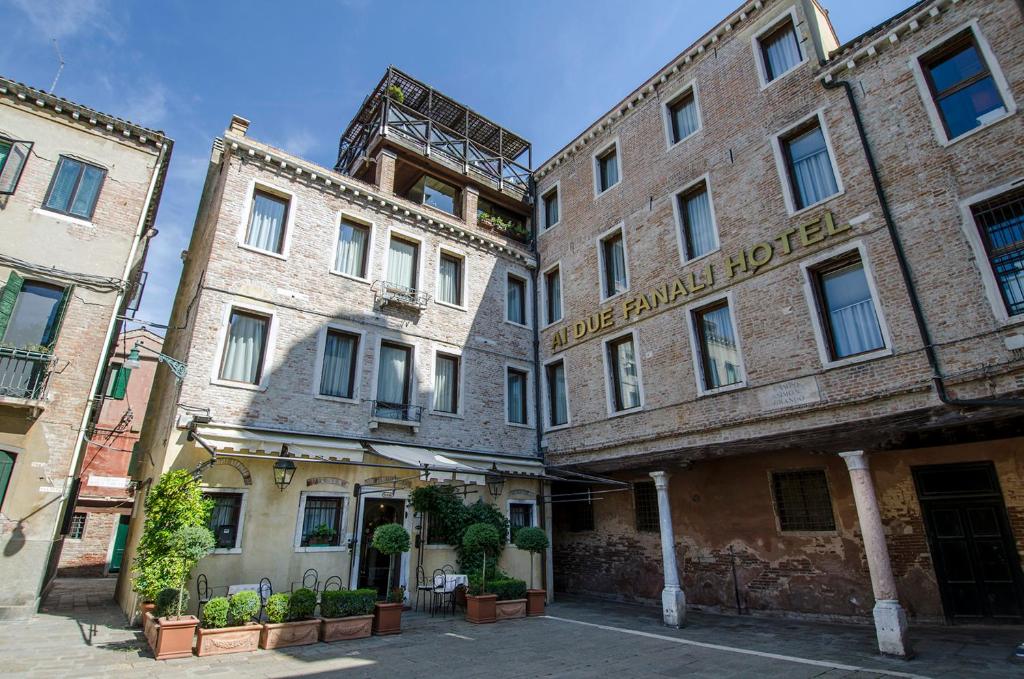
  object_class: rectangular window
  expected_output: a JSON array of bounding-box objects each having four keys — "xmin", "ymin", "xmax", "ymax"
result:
[
  {"xmin": 105, "ymin": 362, "xmax": 131, "ymax": 400},
  {"xmin": 206, "ymin": 492, "xmax": 243, "ymax": 549},
  {"xmin": 507, "ymin": 274, "xmax": 527, "ymax": 325},
  {"xmin": 438, "ymin": 252, "xmax": 463, "ymax": 306},
  {"xmin": 0, "ymin": 451, "xmax": 14, "ymax": 511},
  {"xmin": 334, "ymin": 218, "xmax": 370, "ymax": 279},
  {"xmin": 0, "ymin": 276, "xmax": 69, "ymax": 350},
  {"xmin": 677, "ymin": 182, "xmax": 717, "ymax": 260},
  {"xmin": 633, "ymin": 482, "xmax": 659, "ymax": 533},
  {"xmin": 772, "ymin": 470, "xmax": 836, "ymax": 532},
  {"xmin": 544, "ymin": 267, "xmax": 562, "ymax": 325},
  {"xmin": 219, "ymin": 309, "xmax": 269, "ymax": 385},
  {"xmin": 782, "ymin": 120, "xmax": 839, "ymax": 210},
  {"xmin": 43, "ymin": 156, "xmax": 106, "ymax": 219},
  {"xmin": 0, "ymin": 139, "xmax": 31, "ymax": 195},
  {"xmin": 507, "ymin": 367, "xmax": 528, "ymax": 425},
  {"xmin": 921, "ymin": 31, "xmax": 1008, "ymax": 140},
  {"xmin": 68, "ymin": 512, "xmax": 87, "ymax": 539},
  {"xmin": 376, "ymin": 341, "xmax": 412, "ymax": 419},
  {"xmin": 546, "ymin": 360, "xmax": 568, "ymax": 427},
  {"xmin": 386, "ymin": 235, "xmax": 419, "ymax": 291},
  {"xmin": 509, "ymin": 502, "xmax": 534, "ymax": 542},
  {"xmin": 667, "ymin": 90, "xmax": 699, "ymax": 144},
  {"xmin": 426, "ymin": 511, "xmax": 448, "ymax": 545},
  {"xmin": 607, "ymin": 335, "xmax": 641, "ymax": 412},
  {"xmin": 408, "ymin": 175, "xmax": 458, "ymax": 216},
  {"xmin": 596, "ymin": 145, "xmax": 619, "ymax": 193},
  {"xmin": 811, "ymin": 253, "xmax": 885, "ymax": 360},
  {"xmin": 600, "ymin": 230, "xmax": 628, "ymax": 298},
  {"xmin": 693, "ymin": 300, "xmax": 743, "ymax": 391},
  {"xmin": 433, "ymin": 353, "xmax": 460, "ymax": 414},
  {"xmin": 301, "ymin": 496, "xmax": 343, "ymax": 547},
  {"xmin": 972, "ymin": 187, "xmax": 1024, "ymax": 317},
  {"xmin": 542, "ymin": 187, "xmax": 559, "ymax": 229},
  {"xmin": 759, "ymin": 18, "xmax": 802, "ymax": 83},
  {"xmin": 320, "ymin": 329, "xmax": 359, "ymax": 399},
  {"xmin": 244, "ymin": 189, "xmax": 289, "ymax": 254}
]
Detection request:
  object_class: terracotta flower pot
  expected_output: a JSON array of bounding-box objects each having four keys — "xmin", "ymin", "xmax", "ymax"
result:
[
  {"xmin": 495, "ymin": 598, "xmax": 527, "ymax": 620},
  {"xmin": 372, "ymin": 602, "xmax": 402, "ymax": 635},
  {"xmin": 196, "ymin": 623, "xmax": 261, "ymax": 656},
  {"xmin": 527, "ymin": 589, "xmax": 546, "ymax": 616},
  {"xmin": 259, "ymin": 619, "xmax": 320, "ymax": 649},
  {"xmin": 143, "ymin": 610, "xmax": 158, "ymax": 649},
  {"xmin": 465, "ymin": 594, "xmax": 497, "ymax": 624},
  {"xmin": 320, "ymin": 614, "xmax": 373, "ymax": 642},
  {"xmin": 153, "ymin": 615, "xmax": 198, "ymax": 660}
]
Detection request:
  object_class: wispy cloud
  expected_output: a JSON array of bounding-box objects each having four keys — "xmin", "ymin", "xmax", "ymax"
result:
[
  {"xmin": 120, "ymin": 83, "xmax": 169, "ymax": 127},
  {"xmin": 276, "ymin": 129, "xmax": 319, "ymax": 158},
  {"xmin": 11, "ymin": 0, "xmax": 120, "ymax": 42}
]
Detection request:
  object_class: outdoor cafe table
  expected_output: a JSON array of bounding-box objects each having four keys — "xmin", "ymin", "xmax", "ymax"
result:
[{"xmin": 434, "ymin": 573, "xmax": 468, "ymax": 592}]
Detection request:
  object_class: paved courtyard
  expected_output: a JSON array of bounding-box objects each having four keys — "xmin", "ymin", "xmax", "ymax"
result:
[{"xmin": 0, "ymin": 578, "xmax": 1019, "ymax": 677}]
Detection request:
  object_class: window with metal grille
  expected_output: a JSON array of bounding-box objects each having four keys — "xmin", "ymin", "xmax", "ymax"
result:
[
  {"xmin": 301, "ymin": 496, "xmax": 343, "ymax": 547},
  {"xmin": 69, "ymin": 512, "xmax": 86, "ymax": 539},
  {"xmin": 426, "ymin": 511, "xmax": 448, "ymax": 545},
  {"xmin": 206, "ymin": 492, "xmax": 243, "ymax": 549},
  {"xmin": 771, "ymin": 470, "xmax": 836, "ymax": 532},
  {"xmin": 633, "ymin": 482, "xmax": 660, "ymax": 532},
  {"xmin": 972, "ymin": 187, "xmax": 1024, "ymax": 317}
]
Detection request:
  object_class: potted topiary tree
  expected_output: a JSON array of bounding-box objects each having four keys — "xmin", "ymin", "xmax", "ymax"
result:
[
  {"xmin": 259, "ymin": 588, "xmax": 320, "ymax": 649},
  {"xmin": 319, "ymin": 588, "xmax": 377, "ymax": 642},
  {"xmin": 196, "ymin": 590, "xmax": 262, "ymax": 656},
  {"xmin": 370, "ymin": 523, "xmax": 410, "ymax": 635},
  {"xmin": 152, "ymin": 524, "xmax": 215, "ymax": 659},
  {"xmin": 514, "ymin": 526, "xmax": 550, "ymax": 616},
  {"xmin": 463, "ymin": 523, "xmax": 501, "ymax": 624}
]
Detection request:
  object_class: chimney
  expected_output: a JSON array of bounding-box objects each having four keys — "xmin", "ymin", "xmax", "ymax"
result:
[{"xmin": 228, "ymin": 115, "xmax": 250, "ymax": 137}]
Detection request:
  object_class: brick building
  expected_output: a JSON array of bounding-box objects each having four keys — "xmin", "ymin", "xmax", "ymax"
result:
[
  {"xmin": 537, "ymin": 0, "xmax": 1023, "ymax": 656},
  {"xmin": 57, "ymin": 328, "xmax": 163, "ymax": 577},
  {"xmin": 0, "ymin": 77, "xmax": 171, "ymax": 618}
]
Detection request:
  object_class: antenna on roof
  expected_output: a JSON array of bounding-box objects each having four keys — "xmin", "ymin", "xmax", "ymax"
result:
[{"xmin": 49, "ymin": 39, "xmax": 65, "ymax": 94}]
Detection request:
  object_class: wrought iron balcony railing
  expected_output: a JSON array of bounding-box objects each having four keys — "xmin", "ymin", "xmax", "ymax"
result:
[
  {"xmin": 370, "ymin": 400, "xmax": 423, "ymax": 424},
  {"xmin": 0, "ymin": 346, "xmax": 56, "ymax": 401},
  {"xmin": 372, "ymin": 280, "xmax": 431, "ymax": 310}
]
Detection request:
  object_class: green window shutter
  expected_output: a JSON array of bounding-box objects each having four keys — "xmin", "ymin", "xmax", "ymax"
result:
[
  {"xmin": 43, "ymin": 284, "xmax": 73, "ymax": 350},
  {"xmin": 0, "ymin": 451, "xmax": 15, "ymax": 509},
  {"xmin": 108, "ymin": 364, "xmax": 131, "ymax": 400},
  {"xmin": 0, "ymin": 271, "xmax": 25, "ymax": 343}
]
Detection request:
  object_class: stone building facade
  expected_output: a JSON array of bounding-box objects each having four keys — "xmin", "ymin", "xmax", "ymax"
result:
[{"xmin": 0, "ymin": 77, "xmax": 171, "ymax": 618}]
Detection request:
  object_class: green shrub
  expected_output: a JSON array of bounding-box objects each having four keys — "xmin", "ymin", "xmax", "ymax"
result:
[
  {"xmin": 455, "ymin": 501, "xmax": 508, "ymax": 574},
  {"xmin": 155, "ymin": 587, "xmax": 188, "ymax": 618},
  {"xmin": 490, "ymin": 579, "xmax": 527, "ymax": 601},
  {"xmin": 387, "ymin": 84, "xmax": 405, "ymax": 104},
  {"xmin": 202, "ymin": 597, "xmax": 229, "ymax": 629},
  {"xmin": 386, "ymin": 585, "xmax": 405, "ymax": 604},
  {"xmin": 514, "ymin": 526, "xmax": 550, "ymax": 589},
  {"xmin": 265, "ymin": 593, "xmax": 289, "ymax": 624},
  {"xmin": 321, "ymin": 588, "xmax": 377, "ymax": 618},
  {"xmin": 372, "ymin": 524, "xmax": 410, "ymax": 555},
  {"xmin": 289, "ymin": 587, "xmax": 317, "ymax": 621},
  {"xmin": 229, "ymin": 590, "xmax": 260, "ymax": 625}
]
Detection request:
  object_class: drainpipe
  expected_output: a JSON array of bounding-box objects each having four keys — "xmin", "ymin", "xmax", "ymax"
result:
[
  {"xmin": 529, "ymin": 181, "xmax": 544, "ymax": 459},
  {"xmin": 823, "ymin": 78, "xmax": 1024, "ymax": 409}
]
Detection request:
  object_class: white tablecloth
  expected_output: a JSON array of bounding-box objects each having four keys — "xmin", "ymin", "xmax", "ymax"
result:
[{"xmin": 433, "ymin": 574, "xmax": 468, "ymax": 593}]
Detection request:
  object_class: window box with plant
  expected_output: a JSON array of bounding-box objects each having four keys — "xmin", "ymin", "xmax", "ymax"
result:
[
  {"xmin": 491, "ymin": 578, "xmax": 528, "ymax": 620},
  {"xmin": 477, "ymin": 210, "xmax": 530, "ymax": 243},
  {"xmin": 195, "ymin": 590, "xmax": 261, "ymax": 656},
  {"xmin": 307, "ymin": 523, "xmax": 338, "ymax": 547},
  {"xmin": 319, "ymin": 588, "xmax": 377, "ymax": 642},
  {"xmin": 513, "ymin": 526, "xmax": 550, "ymax": 616},
  {"xmin": 259, "ymin": 588, "xmax": 320, "ymax": 649},
  {"xmin": 370, "ymin": 523, "xmax": 410, "ymax": 635}
]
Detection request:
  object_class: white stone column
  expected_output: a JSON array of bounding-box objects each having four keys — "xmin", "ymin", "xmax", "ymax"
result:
[
  {"xmin": 649, "ymin": 471, "xmax": 685, "ymax": 627},
  {"xmin": 839, "ymin": 451, "xmax": 909, "ymax": 657}
]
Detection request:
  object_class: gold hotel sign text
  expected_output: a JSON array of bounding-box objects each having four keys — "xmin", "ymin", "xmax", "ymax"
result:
[{"xmin": 550, "ymin": 211, "xmax": 852, "ymax": 352}]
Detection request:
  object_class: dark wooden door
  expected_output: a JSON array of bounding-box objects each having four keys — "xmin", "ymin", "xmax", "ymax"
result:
[{"xmin": 357, "ymin": 498, "xmax": 405, "ymax": 597}]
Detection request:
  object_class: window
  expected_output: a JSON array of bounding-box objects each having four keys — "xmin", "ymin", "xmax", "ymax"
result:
[
  {"xmin": 676, "ymin": 181, "xmax": 717, "ymax": 261},
  {"xmin": 334, "ymin": 218, "xmax": 370, "ymax": 279},
  {"xmin": 43, "ymin": 156, "xmax": 105, "ymax": 219},
  {"xmin": 433, "ymin": 353, "xmax": 460, "ymax": 414},
  {"xmin": 0, "ymin": 451, "xmax": 14, "ymax": 511},
  {"xmin": 509, "ymin": 502, "xmax": 534, "ymax": 542},
  {"xmin": 206, "ymin": 492, "xmax": 243, "ymax": 549},
  {"xmin": 972, "ymin": 187, "xmax": 1024, "ymax": 317},
  {"xmin": 387, "ymin": 235, "xmax": 419, "ymax": 292},
  {"xmin": 692, "ymin": 299, "xmax": 744, "ymax": 391},
  {"xmin": 781, "ymin": 119, "xmax": 839, "ymax": 211},
  {"xmin": 546, "ymin": 360, "xmax": 568, "ymax": 428},
  {"xmin": 600, "ymin": 228, "xmax": 629, "ymax": 299},
  {"xmin": 105, "ymin": 362, "xmax": 131, "ymax": 400},
  {"xmin": 542, "ymin": 186, "xmax": 559, "ymax": 229},
  {"xmin": 320, "ymin": 329, "xmax": 359, "ymax": 399},
  {"xmin": 408, "ymin": 174, "xmax": 458, "ymax": 216},
  {"xmin": 426, "ymin": 511, "xmax": 448, "ymax": 545},
  {"xmin": 666, "ymin": 88, "xmax": 700, "ymax": 144},
  {"xmin": 478, "ymin": 198, "xmax": 525, "ymax": 236},
  {"xmin": 507, "ymin": 274, "xmax": 527, "ymax": 325},
  {"xmin": 0, "ymin": 274, "xmax": 69, "ymax": 351},
  {"xmin": 376, "ymin": 341, "xmax": 412, "ymax": 418},
  {"xmin": 300, "ymin": 496, "xmax": 343, "ymax": 547},
  {"xmin": 0, "ymin": 138, "xmax": 31, "ymax": 195},
  {"xmin": 771, "ymin": 470, "xmax": 835, "ymax": 532},
  {"xmin": 244, "ymin": 189, "xmax": 289, "ymax": 254},
  {"xmin": 507, "ymin": 367, "xmax": 528, "ymax": 425},
  {"xmin": 920, "ymin": 30, "xmax": 1009, "ymax": 141},
  {"xmin": 810, "ymin": 253, "xmax": 885, "ymax": 360},
  {"xmin": 544, "ymin": 266, "xmax": 562, "ymax": 325},
  {"xmin": 606, "ymin": 334, "xmax": 641, "ymax": 412},
  {"xmin": 219, "ymin": 309, "xmax": 269, "ymax": 385},
  {"xmin": 595, "ymin": 143, "xmax": 620, "ymax": 193},
  {"xmin": 68, "ymin": 512, "xmax": 87, "ymax": 539},
  {"xmin": 437, "ymin": 252, "xmax": 464, "ymax": 306},
  {"xmin": 633, "ymin": 482, "xmax": 659, "ymax": 533},
  {"xmin": 758, "ymin": 17, "xmax": 802, "ymax": 84}
]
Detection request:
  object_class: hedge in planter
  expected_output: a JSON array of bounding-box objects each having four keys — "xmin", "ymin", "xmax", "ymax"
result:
[
  {"xmin": 260, "ymin": 589, "xmax": 320, "ymax": 650},
  {"xmin": 320, "ymin": 589, "xmax": 376, "ymax": 642},
  {"xmin": 196, "ymin": 592, "xmax": 262, "ymax": 657},
  {"xmin": 490, "ymin": 578, "xmax": 528, "ymax": 620}
]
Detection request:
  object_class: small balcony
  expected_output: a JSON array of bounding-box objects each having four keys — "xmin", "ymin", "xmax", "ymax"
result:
[
  {"xmin": 368, "ymin": 400, "xmax": 423, "ymax": 433},
  {"xmin": 0, "ymin": 346, "xmax": 56, "ymax": 408},
  {"xmin": 372, "ymin": 280, "xmax": 431, "ymax": 311}
]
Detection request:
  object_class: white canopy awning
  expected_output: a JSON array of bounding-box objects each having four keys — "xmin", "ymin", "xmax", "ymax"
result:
[
  {"xmin": 193, "ymin": 424, "xmax": 364, "ymax": 463},
  {"xmin": 367, "ymin": 443, "xmax": 544, "ymax": 485}
]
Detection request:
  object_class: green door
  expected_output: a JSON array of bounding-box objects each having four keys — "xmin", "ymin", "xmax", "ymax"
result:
[{"xmin": 109, "ymin": 516, "xmax": 130, "ymax": 573}]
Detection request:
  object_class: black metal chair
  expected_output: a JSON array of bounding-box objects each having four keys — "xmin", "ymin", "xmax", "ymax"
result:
[
  {"xmin": 322, "ymin": 576, "xmax": 344, "ymax": 592},
  {"xmin": 414, "ymin": 565, "xmax": 433, "ymax": 612},
  {"xmin": 431, "ymin": 568, "xmax": 456, "ymax": 617},
  {"xmin": 442, "ymin": 563, "xmax": 456, "ymax": 575},
  {"xmin": 196, "ymin": 574, "xmax": 211, "ymax": 617},
  {"xmin": 292, "ymin": 568, "xmax": 319, "ymax": 592},
  {"xmin": 258, "ymin": 577, "xmax": 273, "ymax": 622}
]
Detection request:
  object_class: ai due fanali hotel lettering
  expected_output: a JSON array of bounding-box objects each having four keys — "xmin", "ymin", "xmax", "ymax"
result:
[{"xmin": 550, "ymin": 211, "xmax": 852, "ymax": 352}]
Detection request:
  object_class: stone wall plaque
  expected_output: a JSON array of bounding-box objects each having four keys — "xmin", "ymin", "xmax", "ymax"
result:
[{"xmin": 756, "ymin": 376, "xmax": 821, "ymax": 412}]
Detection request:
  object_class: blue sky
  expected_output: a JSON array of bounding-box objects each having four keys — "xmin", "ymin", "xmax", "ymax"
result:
[{"xmin": 2, "ymin": 0, "xmax": 901, "ymax": 328}]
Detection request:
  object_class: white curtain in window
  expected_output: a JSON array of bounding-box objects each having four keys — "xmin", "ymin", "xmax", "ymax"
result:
[
  {"xmin": 335, "ymin": 221, "xmax": 368, "ymax": 278},
  {"xmin": 789, "ymin": 127, "xmax": 838, "ymax": 208},
  {"xmin": 672, "ymin": 97, "xmax": 699, "ymax": 141},
  {"xmin": 377, "ymin": 344, "xmax": 408, "ymax": 408},
  {"xmin": 433, "ymin": 355, "xmax": 457, "ymax": 412},
  {"xmin": 614, "ymin": 340, "xmax": 640, "ymax": 409},
  {"xmin": 438, "ymin": 255, "xmax": 461, "ymax": 305},
  {"xmin": 830, "ymin": 299, "xmax": 883, "ymax": 358},
  {"xmin": 547, "ymin": 271, "xmax": 562, "ymax": 323},
  {"xmin": 387, "ymin": 238, "xmax": 417, "ymax": 290},
  {"xmin": 321, "ymin": 332, "xmax": 356, "ymax": 398},
  {"xmin": 507, "ymin": 278, "xmax": 525, "ymax": 324},
  {"xmin": 221, "ymin": 313, "xmax": 266, "ymax": 384},
  {"xmin": 683, "ymin": 189, "xmax": 716, "ymax": 259},
  {"xmin": 604, "ymin": 236, "xmax": 628, "ymax": 296},
  {"xmin": 549, "ymin": 363, "xmax": 567, "ymax": 425},
  {"xmin": 765, "ymin": 25, "xmax": 801, "ymax": 78},
  {"xmin": 700, "ymin": 306, "xmax": 742, "ymax": 389},
  {"xmin": 245, "ymin": 193, "xmax": 286, "ymax": 252},
  {"xmin": 507, "ymin": 371, "xmax": 526, "ymax": 423}
]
